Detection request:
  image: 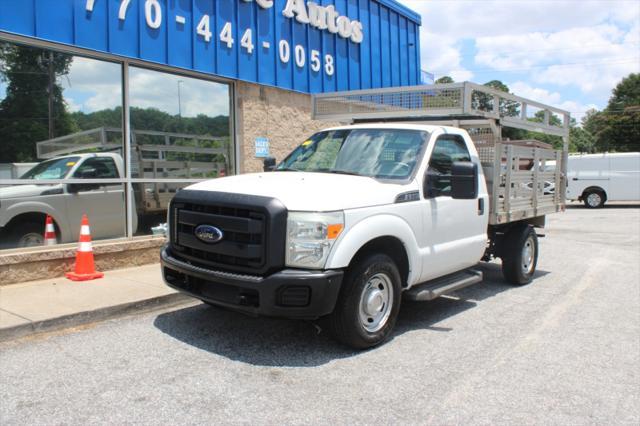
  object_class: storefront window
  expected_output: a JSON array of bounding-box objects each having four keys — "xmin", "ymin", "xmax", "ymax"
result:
[
  {"xmin": 0, "ymin": 42, "xmax": 123, "ymax": 166},
  {"xmin": 0, "ymin": 41, "xmax": 126, "ymax": 249},
  {"xmin": 128, "ymin": 66, "xmax": 232, "ymax": 180},
  {"xmin": 0, "ymin": 40, "xmax": 234, "ymax": 249}
]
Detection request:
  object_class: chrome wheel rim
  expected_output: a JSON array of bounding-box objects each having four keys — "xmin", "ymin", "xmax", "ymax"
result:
[
  {"xmin": 19, "ymin": 233, "xmax": 43, "ymax": 247},
  {"xmin": 587, "ymin": 193, "xmax": 601, "ymax": 207},
  {"xmin": 521, "ymin": 235, "xmax": 536, "ymax": 275},
  {"xmin": 358, "ymin": 272, "xmax": 393, "ymax": 333}
]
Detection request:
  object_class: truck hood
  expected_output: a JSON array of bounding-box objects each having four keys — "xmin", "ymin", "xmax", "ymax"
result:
[
  {"xmin": 186, "ymin": 172, "xmax": 410, "ymax": 211},
  {"xmin": 0, "ymin": 184, "xmax": 60, "ymax": 199}
]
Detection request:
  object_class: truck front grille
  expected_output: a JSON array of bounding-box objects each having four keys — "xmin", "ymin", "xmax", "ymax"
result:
[{"xmin": 169, "ymin": 190, "xmax": 287, "ymax": 276}]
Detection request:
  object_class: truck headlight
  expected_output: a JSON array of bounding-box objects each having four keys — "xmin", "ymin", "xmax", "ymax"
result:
[{"xmin": 286, "ymin": 211, "xmax": 344, "ymax": 269}]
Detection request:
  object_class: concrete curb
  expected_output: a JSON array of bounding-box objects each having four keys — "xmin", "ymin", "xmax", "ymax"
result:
[{"xmin": 0, "ymin": 293, "xmax": 195, "ymax": 343}]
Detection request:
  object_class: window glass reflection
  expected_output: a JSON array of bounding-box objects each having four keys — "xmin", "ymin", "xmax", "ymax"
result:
[
  {"xmin": 128, "ymin": 66, "xmax": 232, "ymax": 178},
  {"xmin": 0, "ymin": 183, "xmax": 126, "ymax": 249},
  {"xmin": 0, "ymin": 42, "xmax": 123, "ymax": 166},
  {"xmin": 0, "ymin": 41, "xmax": 125, "ymax": 250},
  {"xmin": 132, "ymin": 182, "xmax": 189, "ymax": 237}
]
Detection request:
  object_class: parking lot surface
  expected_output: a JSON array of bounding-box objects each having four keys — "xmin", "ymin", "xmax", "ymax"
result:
[{"xmin": 1, "ymin": 204, "xmax": 639, "ymax": 425}]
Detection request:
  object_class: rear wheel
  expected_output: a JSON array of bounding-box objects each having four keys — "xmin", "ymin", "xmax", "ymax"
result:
[
  {"xmin": 328, "ymin": 254, "xmax": 401, "ymax": 349},
  {"xmin": 501, "ymin": 225, "xmax": 538, "ymax": 286},
  {"xmin": 583, "ymin": 190, "xmax": 605, "ymax": 208}
]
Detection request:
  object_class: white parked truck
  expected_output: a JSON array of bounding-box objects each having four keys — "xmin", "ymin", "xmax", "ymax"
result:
[{"xmin": 161, "ymin": 82, "xmax": 570, "ymax": 348}]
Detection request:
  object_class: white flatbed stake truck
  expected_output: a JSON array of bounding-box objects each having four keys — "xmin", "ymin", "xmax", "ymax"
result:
[{"xmin": 161, "ymin": 82, "xmax": 570, "ymax": 349}]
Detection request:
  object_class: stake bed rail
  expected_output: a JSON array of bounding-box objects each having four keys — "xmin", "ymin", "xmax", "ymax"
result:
[{"xmin": 312, "ymin": 82, "xmax": 570, "ymax": 225}]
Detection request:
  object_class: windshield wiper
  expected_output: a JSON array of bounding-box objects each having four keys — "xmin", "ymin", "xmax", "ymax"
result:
[
  {"xmin": 277, "ymin": 167, "xmax": 300, "ymax": 172},
  {"xmin": 312, "ymin": 168, "xmax": 363, "ymax": 177}
]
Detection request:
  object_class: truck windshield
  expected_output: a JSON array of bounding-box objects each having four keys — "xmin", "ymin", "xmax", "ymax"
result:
[
  {"xmin": 20, "ymin": 157, "xmax": 80, "ymax": 180},
  {"xmin": 277, "ymin": 129, "xmax": 429, "ymax": 180}
]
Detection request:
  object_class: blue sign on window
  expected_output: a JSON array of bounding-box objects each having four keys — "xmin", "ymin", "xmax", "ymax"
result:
[{"xmin": 255, "ymin": 137, "xmax": 270, "ymax": 157}]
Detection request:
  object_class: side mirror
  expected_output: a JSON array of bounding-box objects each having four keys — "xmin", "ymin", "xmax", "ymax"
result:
[
  {"xmin": 450, "ymin": 161, "xmax": 478, "ymax": 199},
  {"xmin": 263, "ymin": 156, "xmax": 276, "ymax": 172}
]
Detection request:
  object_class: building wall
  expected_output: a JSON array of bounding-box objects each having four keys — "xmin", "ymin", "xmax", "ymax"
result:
[
  {"xmin": 236, "ymin": 81, "xmax": 342, "ymax": 174},
  {"xmin": 0, "ymin": 0, "xmax": 421, "ymax": 93}
]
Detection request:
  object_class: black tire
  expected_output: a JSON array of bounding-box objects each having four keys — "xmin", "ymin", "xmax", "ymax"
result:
[
  {"xmin": 8, "ymin": 221, "xmax": 45, "ymax": 248},
  {"xmin": 583, "ymin": 189, "xmax": 606, "ymax": 208},
  {"xmin": 328, "ymin": 253, "xmax": 402, "ymax": 349},
  {"xmin": 501, "ymin": 225, "xmax": 538, "ymax": 286}
]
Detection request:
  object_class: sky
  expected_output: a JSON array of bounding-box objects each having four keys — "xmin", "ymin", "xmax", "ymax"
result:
[{"xmin": 398, "ymin": 0, "xmax": 640, "ymax": 121}]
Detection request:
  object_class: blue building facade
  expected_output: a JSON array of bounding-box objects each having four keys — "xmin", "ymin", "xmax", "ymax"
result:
[
  {"xmin": 0, "ymin": 0, "xmax": 421, "ymax": 93},
  {"xmin": 0, "ymin": 0, "xmax": 422, "ymax": 250}
]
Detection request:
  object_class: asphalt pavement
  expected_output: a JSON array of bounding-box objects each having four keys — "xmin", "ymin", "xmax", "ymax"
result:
[{"xmin": 1, "ymin": 203, "xmax": 638, "ymax": 425}]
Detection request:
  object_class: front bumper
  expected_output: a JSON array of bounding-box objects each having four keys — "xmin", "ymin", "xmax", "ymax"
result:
[{"xmin": 160, "ymin": 244, "xmax": 343, "ymax": 319}]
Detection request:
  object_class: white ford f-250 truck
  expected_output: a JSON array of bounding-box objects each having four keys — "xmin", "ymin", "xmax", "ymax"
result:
[{"xmin": 161, "ymin": 83, "xmax": 569, "ymax": 348}]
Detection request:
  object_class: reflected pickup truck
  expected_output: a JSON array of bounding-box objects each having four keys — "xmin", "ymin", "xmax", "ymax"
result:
[
  {"xmin": 161, "ymin": 123, "xmax": 565, "ymax": 349},
  {"xmin": 0, "ymin": 153, "xmax": 129, "ymax": 248}
]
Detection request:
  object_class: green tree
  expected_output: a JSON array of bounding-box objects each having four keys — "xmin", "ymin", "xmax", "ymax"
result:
[
  {"xmin": 569, "ymin": 125, "xmax": 596, "ymax": 153},
  {"xmin": 471, "ymin": 80, "xmax": 520, "ymax": 118},
  {"xmin": 609, "ymin": 73, "xmax": 640, "ymax": 110},
  {"xmin": 435, "ymin": 76, "xmax": 454, "ymax": 84},
  {"xmin": 0, "ymin": 43, "xmax": 76, "ymax": 162},
  {"xmin": 585, "ymin": 73, "xmax": 640, "ymax": 152}
]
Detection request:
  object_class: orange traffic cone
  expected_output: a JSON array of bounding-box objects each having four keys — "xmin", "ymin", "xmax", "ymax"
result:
[
  {"xmin": 43, "ymin": 215, "xmax": 57, "ymax": 246},
  {"xmin": 66, "ymin": 214, "xmax": 104, "ymax": 281}
]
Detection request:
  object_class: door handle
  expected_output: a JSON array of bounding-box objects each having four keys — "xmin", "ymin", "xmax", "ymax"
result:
[{"xmin": 478, "ymin": 198, "xmax": 485, "ymax": 215}]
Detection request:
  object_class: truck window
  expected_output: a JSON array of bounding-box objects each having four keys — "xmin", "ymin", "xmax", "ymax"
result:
[
  {"xmin": 20, "ymin": 156, "xmax": 81, "ymax": 180},
  {"xmin": 427, "ymin": 135, "xmax": 471, "ymax": 197},
  {"xmin": 73, "ymin": 157, "xmax": 120, "ymax": 179}
]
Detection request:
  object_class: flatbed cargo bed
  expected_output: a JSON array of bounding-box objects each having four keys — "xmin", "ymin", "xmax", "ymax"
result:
[{"xmin": 312, "ymin": 82, "xmax": 570, "ymax": 225}]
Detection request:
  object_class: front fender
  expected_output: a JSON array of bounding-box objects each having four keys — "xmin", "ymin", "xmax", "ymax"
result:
[
  {"xmin": 325, "ymin": 214, "xmax": 421, "ymax": 285},
  {"xmin": 0, "ymin": 201, "xmax": 69, "ymax": 241}
]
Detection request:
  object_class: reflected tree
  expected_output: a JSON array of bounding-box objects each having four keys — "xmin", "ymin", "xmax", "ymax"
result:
[{"xmin": 0, "ymin": 43, "xmax": 76, "ymax": 162}]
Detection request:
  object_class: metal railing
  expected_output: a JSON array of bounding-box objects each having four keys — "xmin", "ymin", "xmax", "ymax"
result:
[
  {"xmin": 313, "ymin": 82, "xmax": 570, "ymax": 137},
  {"xmin": 312, "ymin": 82, "xmax": 570, "ymax": 225},
  {"xmin": 36, "ymin": 127, "xmax": 229, "ymax": 160}
]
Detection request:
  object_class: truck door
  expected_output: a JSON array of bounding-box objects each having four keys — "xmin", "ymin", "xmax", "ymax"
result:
[
  {"xmin": 419, "ymin": 134, "xmax": 488, "ymax": 282},
  {"xmin": 64, "ymin": 157, "xmax": 126, "ymax": 241}
]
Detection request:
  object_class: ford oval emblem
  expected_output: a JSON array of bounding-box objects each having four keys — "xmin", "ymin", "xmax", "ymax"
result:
[{"xmin": 194, "ymin": 225, "xmax": 224, "ymax": 244}]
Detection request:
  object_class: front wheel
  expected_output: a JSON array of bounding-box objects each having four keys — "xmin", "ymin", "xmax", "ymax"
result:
[
  {"xmin": 328, "ymin": 254, "xmax": 402, "ymax": 349},
  {"xmin": 501, "ymin": 225, "xmax": 538, "ymax": 286}
]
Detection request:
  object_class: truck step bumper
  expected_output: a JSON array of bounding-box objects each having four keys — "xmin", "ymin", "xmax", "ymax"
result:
[
  {"xmin": 160, "ymin": 245, "xmax": 343, "ymax": 320},
  {"xmin": 404, "ymin": 269, "xmax": 483, "ymax": 301}
]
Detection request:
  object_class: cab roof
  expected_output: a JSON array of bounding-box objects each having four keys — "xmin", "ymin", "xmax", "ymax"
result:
[{"xmin": 320, "ymin": 122, "xmax": 465, "ymax": 135}]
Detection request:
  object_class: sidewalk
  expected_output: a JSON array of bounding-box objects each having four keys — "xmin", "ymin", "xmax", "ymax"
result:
[{"xmin": 0, "ymin": 264, "xmax": 195, "ymax": 342}]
